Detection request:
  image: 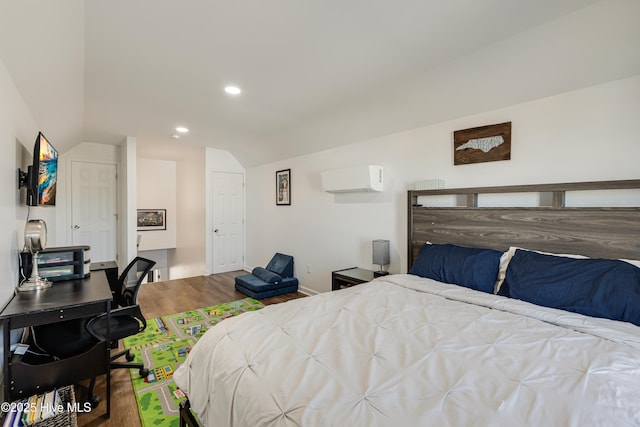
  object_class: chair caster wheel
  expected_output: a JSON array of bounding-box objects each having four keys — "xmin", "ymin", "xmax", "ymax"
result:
[
  {"xmin": 139, "ymin": 368, "xmax": 149, "ymax": 378},
  {"xmin": 126, "ymin": 353, "xmax": 135, "ymax": 362},
  {"xmin": 89, "ymin": 396, "xmax": 100, "ymax": 409}
]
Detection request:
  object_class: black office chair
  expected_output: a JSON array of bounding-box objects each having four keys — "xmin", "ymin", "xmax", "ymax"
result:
[
  {"xmin": 87, "ymin": 256, "xmax": 155, "ymax": 372},
  {"xmin": 32, "ymin": 256, "xmax": 156, "ymax": 406}
]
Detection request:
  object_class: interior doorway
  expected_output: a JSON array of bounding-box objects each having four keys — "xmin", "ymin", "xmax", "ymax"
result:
[
  {"xmin": 210, "ymin": 171, "xmax": 244, "ymax": 274},
  {"xmin": 70, "ymin": 161, "xmax": 117, "ymax": 263}
]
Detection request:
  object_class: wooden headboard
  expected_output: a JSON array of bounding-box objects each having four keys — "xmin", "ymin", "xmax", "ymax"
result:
[{"xmin": 407, "ymin": 180, "xmax": 640, "ymax": 271}]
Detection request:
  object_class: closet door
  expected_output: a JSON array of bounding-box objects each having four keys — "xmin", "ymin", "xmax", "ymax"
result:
[
  {"xmin": 71, "ymin": 161, "xmax": 117, "ymax": 263},
  {"xmin": 211, "ymin": 171, "xmax": 244, "ymax": 273}
]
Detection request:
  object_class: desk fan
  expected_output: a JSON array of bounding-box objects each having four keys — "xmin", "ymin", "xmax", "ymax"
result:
[{"xmin": 18, "ymin": 219, "xmax": 52, "ymax": 292}]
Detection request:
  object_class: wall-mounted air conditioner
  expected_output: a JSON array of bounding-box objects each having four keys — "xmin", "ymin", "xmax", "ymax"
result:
[{"xmin": 321, "ymin": 165, "xmax": 383, "ymax": 193}]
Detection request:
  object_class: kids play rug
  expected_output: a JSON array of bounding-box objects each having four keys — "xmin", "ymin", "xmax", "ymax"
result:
[{"xmin": 122, "ymin": 298, "xmax": 264, "ymax": 427}]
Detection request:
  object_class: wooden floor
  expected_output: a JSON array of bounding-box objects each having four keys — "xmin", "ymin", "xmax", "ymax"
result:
[{"xmin": 77, "ymin": 271, "xmax": 306, "ymax": 427}]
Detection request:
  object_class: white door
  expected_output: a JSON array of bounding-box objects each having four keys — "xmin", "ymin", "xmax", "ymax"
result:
[
  {"xmin": 71, "ymin": 161, "xmax": 118, "ymax": 263},
  {"xmin": 211, "ymin": 172, "xmax": 244, "ymax": 273}
]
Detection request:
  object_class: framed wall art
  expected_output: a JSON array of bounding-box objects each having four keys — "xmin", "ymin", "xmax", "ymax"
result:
[
  {"xmin": 453, "ymin": 122, "xmax": 511, "ymax": 165},
  {"xmin": 137, "ymin": 209, "xmax": 166, "ymax": 231},
  {"xmin": 276, "ymin": 169, "xmax": 291, "ymax": 206}
]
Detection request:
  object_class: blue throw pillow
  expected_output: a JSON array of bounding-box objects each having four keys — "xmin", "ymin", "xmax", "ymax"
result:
[
  {"xmin": 503, "ymin": 249, "xmax": 640, "ymax": 326},
  {"xmin": 252, "ymin": 267, "xmax": 282, "ymax": 284},
  {"xmin": 409, "ymin": 243, "xmax": 502, "ymax": 293}
]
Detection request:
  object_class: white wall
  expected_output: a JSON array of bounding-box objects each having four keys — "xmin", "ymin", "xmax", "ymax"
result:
[
  {"xmin": 167, "ymin": 146, "xmax": 206, "ymax": 279},
  {"xmin": 137, "ymin": 158, "xmax": 177, "ymax": 251},
  {"xmin": 136, "ymin": 158, "xmax": 177, "ymax": 280},
  {"xmin": 0, "ymin": 58, "xmax": 40, "ymax": 305},
  {"xmin": 134, "ymin": 146, "xmax": 209, "ymax": 280},
  {"xmin": 121, "ymin": 137, "xmax": 138, "ymax": 269},
  {"xmin": 264, "ymin": 0, "xmax": 640, "ymax": 166},
  {"xmin": 246, "ymin": 75, "xmax": 640, "ymax": 295},
  {"xmin": 0, "ymin": 57, "xmax": 41, "ymax": 396}
]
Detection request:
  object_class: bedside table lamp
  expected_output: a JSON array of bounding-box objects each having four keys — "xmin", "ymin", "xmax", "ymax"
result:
[{"xmin": 372, "ymin": 239, "xmax": 390, "ymax": 277}]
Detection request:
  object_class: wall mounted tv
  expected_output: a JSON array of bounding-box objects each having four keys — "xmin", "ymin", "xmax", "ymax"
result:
[{"xmin": 18, "ymin": 132, "xmax": 58, "ymax": 206}]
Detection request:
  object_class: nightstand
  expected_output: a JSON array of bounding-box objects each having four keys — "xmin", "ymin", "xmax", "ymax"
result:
[{"xmin": 331, "ymin": 267, "xmax": 375, "ymax": 291}]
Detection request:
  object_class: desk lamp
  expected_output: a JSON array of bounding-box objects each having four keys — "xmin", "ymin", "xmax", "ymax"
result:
[{"xmin": 18, "ymin": 219, "xmax": 51, "ymax": 292}]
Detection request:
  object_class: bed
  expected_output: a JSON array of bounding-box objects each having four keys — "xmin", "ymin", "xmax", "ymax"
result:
[{"xmin": 174, "ymin": 180, "xmax": 640, "ymax": 427}]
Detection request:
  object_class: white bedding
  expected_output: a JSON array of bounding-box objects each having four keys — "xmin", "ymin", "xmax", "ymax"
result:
[{"xmin": 173, "ymin": 274, "xmax": 640, "ymax": 427}]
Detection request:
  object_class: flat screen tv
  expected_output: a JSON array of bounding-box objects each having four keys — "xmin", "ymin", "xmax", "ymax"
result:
[{"xmin": 18, "ymin": 132, "xmax": 58, "ymax": 206}]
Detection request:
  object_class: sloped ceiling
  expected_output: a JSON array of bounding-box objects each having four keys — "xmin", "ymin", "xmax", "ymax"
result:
[{"xmin": 0, "ymin": 0, "xmax": 620, "ymax": 166}]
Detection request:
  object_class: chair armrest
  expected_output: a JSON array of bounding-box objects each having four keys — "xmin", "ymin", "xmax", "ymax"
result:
[{"xmin": 85, "ymin": 305, "xmax": 147, "ymax": 341}]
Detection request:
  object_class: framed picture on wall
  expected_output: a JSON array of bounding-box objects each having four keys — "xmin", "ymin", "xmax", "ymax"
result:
[
  {"xmin": 276, "ymin": 169, "xmax": 291, "ymax": 206},
  {"xmin": 137, "ymin": 209, "xmax": 166, "ymax": 231},
  {"xmin": 453, "ymin": 121, "xmax": 511, "ymax": 165}
]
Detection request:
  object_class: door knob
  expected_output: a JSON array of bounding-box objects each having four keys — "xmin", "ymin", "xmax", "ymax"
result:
[
  {"xmin": 214, "ymin": 228, "xmax": 219, "ymax": 233},
  {"xmin": 73, "ymin": 225, "xmax": 80, "ymax": 230}
]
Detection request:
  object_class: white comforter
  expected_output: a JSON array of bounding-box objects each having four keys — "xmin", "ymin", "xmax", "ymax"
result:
[{"xmin": 173, "ymin": 274, "xmax": 640, "ymax": 427}]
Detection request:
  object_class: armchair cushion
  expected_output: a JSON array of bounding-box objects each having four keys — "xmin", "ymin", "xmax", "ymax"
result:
[
  {"xmin": 251, "ymin": 267, "xmax": 282, "ymax": 284},
  {"xmin": 266, "ymin": 253, "xmax": 294, "ymax": 278}
]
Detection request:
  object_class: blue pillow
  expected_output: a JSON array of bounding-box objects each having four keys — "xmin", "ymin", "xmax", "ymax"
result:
[
  {"xmin": 251, "ymin": 267, "xmax": 282, "ymax": 284},
  {"xmin": 503, "ymin": 249, "xmax": 640, "ymax": 326},
  {"xmin": 409, "ymin": 243, "xmax": 502, "ymax": 293}
]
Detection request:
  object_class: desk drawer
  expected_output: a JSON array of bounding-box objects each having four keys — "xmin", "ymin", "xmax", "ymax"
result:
[{"xmin": 9, "ymin": 303, "xmax": 107, "ymax": 329}]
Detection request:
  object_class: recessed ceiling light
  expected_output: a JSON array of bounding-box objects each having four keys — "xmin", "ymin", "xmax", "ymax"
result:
[
  {"xmin": 224, "ymin": 86, "xmax": 241, "ymax": 95},
  {"xmin": 175, "ymin": 126, "xmax": 189, "ymax": 133},
  {"xmin": 171, "ymin": 134, "xmax": 181, "ymax": 140}
]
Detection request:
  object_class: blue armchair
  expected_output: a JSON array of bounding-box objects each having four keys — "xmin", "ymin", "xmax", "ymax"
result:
[{"xmin": 235, "ymin": 253, "xmax": 298, "ymax": 299}]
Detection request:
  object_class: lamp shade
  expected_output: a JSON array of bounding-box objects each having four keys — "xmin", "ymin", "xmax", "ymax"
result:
[
  {"xmin": 19, "ymin": 219, "xmax": 51, "ymax": 292},
  {"xmin": 25, "ymin": 219, "xmax": 47, "ymax": 252},
  {"xmin": 372, "ymin": 239, "xmax": 390, "ymax": 267}
]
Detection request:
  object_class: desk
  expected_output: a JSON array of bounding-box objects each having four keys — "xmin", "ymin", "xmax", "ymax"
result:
[
  {"xmin": 0, "ymin": 272, "xmax": 112, "ymax": 418},
  {"xmin": 91, "ymin": 261, "xmax": 119, "ymax": 297}
]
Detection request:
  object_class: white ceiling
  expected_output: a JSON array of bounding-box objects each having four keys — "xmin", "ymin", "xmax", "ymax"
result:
[{"xmin": 0, "ymin": 0, "xmax": 601, "ymax": 166}]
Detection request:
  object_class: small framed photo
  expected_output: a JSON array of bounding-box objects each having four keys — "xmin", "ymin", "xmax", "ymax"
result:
[
  {"xmin": 137, "ymin": 209, "xmax": 166, "ymax": 231},
  {"xmin": 276, "ymin": 169, "xmax": 291, "ymax": 206}
]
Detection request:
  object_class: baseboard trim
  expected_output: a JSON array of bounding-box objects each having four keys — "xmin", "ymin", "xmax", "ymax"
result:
[{"xmin": 297, "ymin": 286, "xmax": 317, "ymax": 296}]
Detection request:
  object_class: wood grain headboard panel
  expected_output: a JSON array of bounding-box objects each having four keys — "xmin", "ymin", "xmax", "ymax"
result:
[{"xmin": 407, "ymin": 180, "xmax": 640, "ymax": 271}]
